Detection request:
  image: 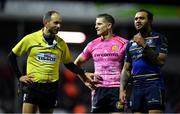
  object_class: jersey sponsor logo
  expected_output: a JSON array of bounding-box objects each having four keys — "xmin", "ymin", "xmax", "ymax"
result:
[
  {"xmin": 94, "ymin": 53, "xmax": 118, "ymax": 57},
  {"xmin": 36, "ymin": 53, "xmax": 57, "ymax": 63}
]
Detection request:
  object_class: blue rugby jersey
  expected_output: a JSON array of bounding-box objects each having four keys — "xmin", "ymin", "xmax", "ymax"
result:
[{"xmin": 125, "ymin": 31, "xmax": 168, "ymax": 87}]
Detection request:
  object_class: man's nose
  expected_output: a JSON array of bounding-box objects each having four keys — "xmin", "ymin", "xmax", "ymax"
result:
[
  {"xmin": 95, "ymin": 25, "xmax": 98, "ymax": 29},
  {"xmin": 57, "ymin": 24, "xmax": 61, "ymax": 28},
  {"xmin": 136, "ymin": 18, "xmax": 141, "ymax": 22}
]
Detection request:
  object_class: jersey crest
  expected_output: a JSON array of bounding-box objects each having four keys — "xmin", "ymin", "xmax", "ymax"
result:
[{"xmin": 111, "ymin": 45, "xmax": 119, "ymax": 51}]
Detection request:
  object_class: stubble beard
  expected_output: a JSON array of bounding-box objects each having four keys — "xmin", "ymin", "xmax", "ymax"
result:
[{"xmin": 136, "ymin": 26, "xmax": 148, "ymax": 34}]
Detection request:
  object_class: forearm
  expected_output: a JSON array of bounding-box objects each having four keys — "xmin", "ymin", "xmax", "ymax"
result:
[
  {"xmin": 143, "ymin": 45, "xmax": 160, "ymax": 65},
  {"xmin": 64, "ymin": 62, "xmax": 86, "ymax": 81},
  {"xmin": 8, "ymin": 51, "xmax": 22, "ymax": 79},
  {"xmin": 120, "ymin": 69, "xmax": 131, "ymax": 91}
]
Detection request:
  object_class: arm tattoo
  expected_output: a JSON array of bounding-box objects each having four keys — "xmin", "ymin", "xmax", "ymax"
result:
[{"xmin": 121, "ymin": 70, "xmax": 131, "ymax": 90}]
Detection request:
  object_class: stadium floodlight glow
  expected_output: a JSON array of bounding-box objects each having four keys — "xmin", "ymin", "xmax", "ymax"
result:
[{"xmin": 57, "ymin": 31, "xmax": 86, "ymax": 43}]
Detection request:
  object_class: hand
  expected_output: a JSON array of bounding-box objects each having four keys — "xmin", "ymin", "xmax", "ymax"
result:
[
  {"xmin": 19, "ymin": 75, "xmax": 34, "ymax": 84},
  {"xmin": 83, "ymin": 72, "xmax": 103, "ymax": 90},
  {"xmin": 133, "ymin": 33, "xmax": 146, "ymax": 48},
  {"xmin": 85, "ymin": 72, "xmax": 103, "ymax": 83},
  {"xmin": 120, "ymin": 90, "xmax": 126, "ymax": 104}
]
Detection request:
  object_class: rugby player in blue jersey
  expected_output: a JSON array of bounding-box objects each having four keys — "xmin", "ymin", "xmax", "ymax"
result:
[{"xmin": 120, "ymin": 9, "xmax": 168, "ymax": 113}]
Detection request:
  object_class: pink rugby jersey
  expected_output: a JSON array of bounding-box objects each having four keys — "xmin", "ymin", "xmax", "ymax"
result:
[{"xmin": 82, "ymin": 35, "xmax": 128, "ymax": 87}]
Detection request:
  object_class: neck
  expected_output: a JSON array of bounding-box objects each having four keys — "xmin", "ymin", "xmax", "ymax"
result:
[
  {"xmin": 101, "ymin": 31, "xmax": 113, "ymax": 40},
  {"xmin": 43, "ymin": 27, "xmax": 54, "ymax": 38},
  {"xmin": 139, "ymin": 27, "xmax": 151, "ymax": 37}
]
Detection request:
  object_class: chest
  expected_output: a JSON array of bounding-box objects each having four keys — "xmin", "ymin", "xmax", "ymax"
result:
[
  {"xmin": 129, "ymin": 38, "xmax": 158, "ymax": 60},
  {"xmin": 91, "ymin": 41, "xmax": 124, "ymax": 61},
  {"xmin": 29, "ymin": 44, "xmax": 62, "ymax": 61}
]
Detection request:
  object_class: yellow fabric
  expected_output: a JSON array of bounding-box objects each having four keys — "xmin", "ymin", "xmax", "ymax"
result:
[{"xmin": 12, "ymin": 29, "xmax": 72, "ymax": 83}]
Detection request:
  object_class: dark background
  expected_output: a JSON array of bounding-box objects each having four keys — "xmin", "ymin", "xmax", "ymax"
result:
[{"xmin": 0, "ymin": 0, "xmax": 180, "ymax": 113}]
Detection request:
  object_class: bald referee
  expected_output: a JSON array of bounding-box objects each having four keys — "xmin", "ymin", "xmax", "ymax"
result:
[{"xmin": 8, "ymin": 10, "xmax": 94, "ymax": 113}]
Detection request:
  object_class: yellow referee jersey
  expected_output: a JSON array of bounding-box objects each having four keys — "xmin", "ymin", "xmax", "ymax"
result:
[{"xmin": 12, "ymin": 29, "xmax": 72, "ymax": 83}]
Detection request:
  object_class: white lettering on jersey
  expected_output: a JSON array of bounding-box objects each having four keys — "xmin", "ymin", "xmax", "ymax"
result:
[{"xmin": 36, "ymin": 53, "xmax": 57, "ymax": 63}]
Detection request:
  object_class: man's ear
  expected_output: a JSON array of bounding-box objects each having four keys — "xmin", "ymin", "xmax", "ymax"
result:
[
  {"xmin": 107, "ymin": 23, "xmax": 112, "ymax": 29},
  {"xmin": 43, "ymin": 20, "xmax": 48, "ymax": 26}
]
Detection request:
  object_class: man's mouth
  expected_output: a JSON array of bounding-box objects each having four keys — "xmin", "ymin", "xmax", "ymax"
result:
[{"xmin": 136, "ymin": 24, "xmax": 142, "ymax": 28}]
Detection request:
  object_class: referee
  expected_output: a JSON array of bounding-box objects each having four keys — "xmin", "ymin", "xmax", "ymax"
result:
[{"xmin": 8, "ymin": 10, "xmax": 94, "ymax": 113}]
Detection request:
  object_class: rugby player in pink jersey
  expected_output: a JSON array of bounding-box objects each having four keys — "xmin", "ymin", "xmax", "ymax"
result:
[{"xmin": 74, "ymin": 13, "xmax": 128, "ymax": 113}]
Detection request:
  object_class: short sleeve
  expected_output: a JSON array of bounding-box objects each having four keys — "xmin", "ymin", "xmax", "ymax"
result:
[
  {"xmin": 81, "ymin": 42, "xmax": 92, "ymax": 60},
  {"xmin": 12, "ymin": 36, "xmax": 30, "ymax": 56},
  {"xmin": 124, "ymin": 41, "xmax": 132, "ymax": 63},
  {"xmin": 159, "ymin": 35, "xmax": 168, "ymax": 54},
  {"xmin": 61, "ymin": 42, "xmax": 72, "ymax": 64}
]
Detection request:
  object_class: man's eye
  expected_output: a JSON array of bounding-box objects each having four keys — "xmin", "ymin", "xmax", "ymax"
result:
[
  {"xmin": 140, "ymin": 17, "xmax": 145, "ymax": 19},
  {"xmin": 54, "ymin": 22, "xmax": 59, "ymax": 24}
]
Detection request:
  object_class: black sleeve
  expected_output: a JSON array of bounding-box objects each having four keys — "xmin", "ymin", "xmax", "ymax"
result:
[
  {"xmin": 143, "ymin": 34, "xmax": 168, "ymax": 65},
  {"xmin": 143, "ymin": 45, "xmax": 159, "ymax": 64},
  {"xmin": 64, "ymin": 62, "xmax": 86, "ymax": 80},
  {"xmin": 8, "ymin": 51, "xmax": 22, "ymax": 79}
]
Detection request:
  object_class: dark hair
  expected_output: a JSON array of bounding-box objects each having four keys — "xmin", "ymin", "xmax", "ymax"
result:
[
  {"xmin": 97, "ymin": 13, "xmax": 115, "ymax": 26},
  {"xmin": 138, "ymin": 9, "xmax": 153, "ymax": 22},
  {"xmin": 43, "ymin": 10, "xmax": 60, "ymax": 22}
]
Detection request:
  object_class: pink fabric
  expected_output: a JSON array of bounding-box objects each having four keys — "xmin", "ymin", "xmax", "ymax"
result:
[{"xmin": 82, "ymin": 35, "xmax": 128, "ymax": 87}]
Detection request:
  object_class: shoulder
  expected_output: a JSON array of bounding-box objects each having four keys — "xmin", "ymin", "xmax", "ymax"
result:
[
  {"xmin": 114, "ymin": 35, "xmax": 128, "ymax": 44},
  {"xmin": 55, "ymin": 35, "xmax": 68, "ymax": 48},
  {"xmin": 150, "ymin": 31, "xmax": 167, "ymax": 39},
  {"xmin": 150, "ymin": 31, "xmax": 168, "ymax": 43},
  {"xmin": 24, "ymin": 29, "xmax": 42, "ymax": 40},
  {"xmin": 125, "ymin": 39, "xmax": 134, "ymax": 48},
  {"xmin": 87, "ymin": 37, "xmax": 101, "ymax": 45},
  {"xmin": 55, "ymin": 35, "xmax": 65, "ymax": 43},
  {"xmin": 16, "ymin": 31, "xmax": 38, "ymax": 44}
]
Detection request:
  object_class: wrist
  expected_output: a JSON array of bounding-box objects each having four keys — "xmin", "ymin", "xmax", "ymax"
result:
[
  {"xmin": 19, "ymin": 75, "xmax": 23, "ymax": 81},
  {"xmin": 120, "ymin": 86, "xmax": 125, "ymax": 91},
  {"xmin": 142, "ymin": 43, "xmax": 147, "ymax": 48}
]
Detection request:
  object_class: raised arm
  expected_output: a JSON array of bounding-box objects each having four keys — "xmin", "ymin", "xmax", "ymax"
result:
[
  {"xmin": 134, "ymin": 33, "xmax": 168, "ymax": 66},
  {"xmin": 143, "ymin": 46, "xmax": 167, "ymax": 66}
]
